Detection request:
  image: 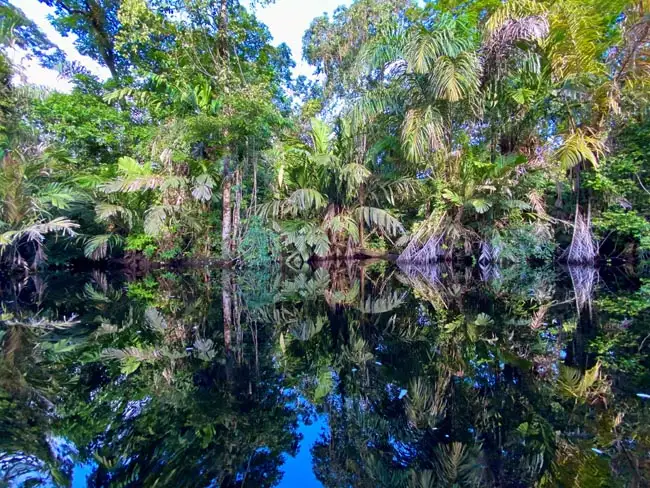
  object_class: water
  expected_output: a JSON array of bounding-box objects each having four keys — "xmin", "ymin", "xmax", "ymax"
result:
[{"xmin": 0, "ymin": 263, "xmax": 648, "ymax": 487}]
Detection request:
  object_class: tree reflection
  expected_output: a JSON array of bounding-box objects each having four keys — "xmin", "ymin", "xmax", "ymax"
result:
[{"xmin": 0, "ymin": 263, "xmax": 648, "ymax": 487}]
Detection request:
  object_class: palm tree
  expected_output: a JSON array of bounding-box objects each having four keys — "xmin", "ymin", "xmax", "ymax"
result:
[
  {"xmin": 0, "ymin": 145, "xmax": 79, "ymax": 269},
  {"xmin": 259, "ymin": 118, "xmax": 417, "ymax": 261},
  {"xmin": 398, "ymin": 152, "xmax": 541, "ymax": 263},
  {"xmin": 352, "ymin": 2, "xmax": 637, "ymax": 264},
  {"xmin": 0, "ymin": 19, "xmax": 79, "ymax": 269},
  {"xmin": 352, "ymin": 13, "xmax": 520, "ymax": 262},
  {"xmin": 352, "ymin": 13, "xmax": 481, "ymax": 165},
  {"xmin": 484, "ymin": 0, "xmax": 642, "ymax": 263}
]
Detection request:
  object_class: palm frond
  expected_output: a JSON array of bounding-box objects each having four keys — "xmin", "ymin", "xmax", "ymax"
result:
[
  {"xmin": 434, "ymin": 442, "xmax": 487, "ymax": 487},
  {"xmin": 486, "ymin": 0, "xmax": 548, "ymax": 33},
  {"xmin": 355, "ymin": 24, "xmax": 406, "ymax": 73},
  {"xmin": 36, "ymin": 183, "xmax": 82, "ymax": 210},
  {"xmin": 95, "ymin": 203, "xmax": 134, "ymax": 229},
  {"xmin": 350, "ymin": 86, "xmax": 405, "ymax": 128},
  {"xmin": 191, "ymin": 173, "xmax": 215, "ymax": 202},
  {"xmin": 117, "ymin": 156, "xmax": 153, "ymax": 176},
  {"xmin": 144, "ymin": 307, "xmax": 167, "ymax": 332},
  {"xmin": 322, "ymin": 214, "xmax": 360, "ymax": 243},
  {"xmin": 309, "ymin": 118, "xmax": 332, "ymax": 154},
  {"xmin": 555, "ymin": 129, "xmax": 606, "ymax": 170},
  {"xmin": 102, "ymin": 175, "xmax": 165, "ymax": 193},
  {"xmin": 256, "ymin": 199, "xmax": 284, "ymax": 220},
  {"xmin": 557, "ymin": 361, "xmax": 609, "ymax": 403},
  {"xmin": 160, "ymin": 175, "xmax": 188, "ymax": 192},
  {"xmin": 406, "ymin": 377, "xmax": 449, "ymax": 429},
  {"xmin": 369, "ymin": 177, "xmax": 421, "ymax": 206},
  {"xmin": 470, "ymin": 198, "xmax": 492, "ymax": 214},
  {"xmin": 286, "ymin": 188, "xmax": 328, "ymax": 215},
  {"xmin": 0, "ymin": 217, "xmax": 79, "ymax": 247},
  {"xmin": 282, "ymin": 221, "xmax": 331, "ymax": 260},
  {"xmin": 401, "ymin": 105, "xmax": 445, "ymax": 161},
  {"xmin": 358, "ymin": 290, "xmax": 406, "ymax": 314},
  {"xmin": 355, "ymin": 206, "xmax": 404, "ymax": 236},
  {"xmin": 341, "ymin": 162, "xmax": 371, "ymax": 194},
  {"xmin": 144, "ymin": 205, "xmax": 168, "ymax": 236},
  {"xmin": 428, "ymin": 52, "xmax": 480, "ymax": 102},
  {"xmin": 84, "ymin": 234, "xmax": 123, "ymax": 260}
]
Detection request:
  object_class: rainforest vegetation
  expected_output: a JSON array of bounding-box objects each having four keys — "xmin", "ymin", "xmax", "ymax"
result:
[
  {"xmin": 1, "ymin": 0, "xmax": 650, "ymax": 270},
  {"xmin": 2, "ymin": 2, "xmax": 650, "ymax": 485}
]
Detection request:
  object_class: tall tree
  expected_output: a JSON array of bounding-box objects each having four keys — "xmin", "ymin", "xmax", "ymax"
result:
[
  {"xmin": 96, "ymin": 0, "xmax": 291, "ymax": 261},
  {"xmin": 38, "ymin": 0, "xmax": 123, "ymax": 78},
  {"xmin": 303, "ymin": 0, "xmax": 414, "ymax": 105}
]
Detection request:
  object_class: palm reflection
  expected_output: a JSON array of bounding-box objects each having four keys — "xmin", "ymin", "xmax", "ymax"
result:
[{"xmin": 0, "ymin": 264, "xmax": 647, "ymax": 487}]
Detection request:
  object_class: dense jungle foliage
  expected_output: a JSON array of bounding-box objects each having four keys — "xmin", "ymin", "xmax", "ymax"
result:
[{"xmin": 1, "ymin": 0, "xmax": 650, "ymax": 269}]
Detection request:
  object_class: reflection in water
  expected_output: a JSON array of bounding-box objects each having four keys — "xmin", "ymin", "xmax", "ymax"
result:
[{"xmin": 0, "ymin": 263, "xmax": 648, "ymax": 487}]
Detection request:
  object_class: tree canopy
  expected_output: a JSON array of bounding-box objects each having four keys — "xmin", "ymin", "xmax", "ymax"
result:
[{"xmin": 0, "ymin": 0, "xmax": 649, "ymax": 269}]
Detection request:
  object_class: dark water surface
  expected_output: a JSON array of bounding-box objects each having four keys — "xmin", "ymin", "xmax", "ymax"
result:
[{"xmin": 0, "ymin": 263, "xmax": 649, "ymax": 487}]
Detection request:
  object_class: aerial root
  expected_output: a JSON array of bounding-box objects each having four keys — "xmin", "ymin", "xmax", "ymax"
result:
[
  {"xmin": 397, "ymin": 214, "xmax": 446, "ymax": 264},
  {"xmin": 568, "ymin": 265, "xmax": 598, "ymax": 313},
  {"xmin": 564, "ymin": 206, "xmax": 597, "ymax": 264}
]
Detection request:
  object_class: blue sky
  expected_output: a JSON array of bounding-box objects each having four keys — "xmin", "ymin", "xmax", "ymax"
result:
[{"xmin": 9, "ymin": 0, "xmax": 351, "ymax": 91}]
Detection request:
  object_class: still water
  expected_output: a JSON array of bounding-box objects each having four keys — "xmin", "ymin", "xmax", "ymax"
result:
[{"xmin": 0, "ymin": 262, "xmax": 648, "ymax": 487}]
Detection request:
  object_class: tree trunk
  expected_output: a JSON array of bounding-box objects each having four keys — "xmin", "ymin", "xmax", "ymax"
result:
[
  {"xmin": 234, "ymin": 289, "xmax": 242, "ymax": 364},
  {"xmin": 222, "ymin": 271, "xmax": 233, "ymax": 384},
  {"xmin": 358, "ymin": 185, "xmax": 365, "ymax": 249},
  {"xmin": 102, "ymin": 46, "xmax": 119, "ymax": 80},
  {"xmin": 222, "ymin": 155, "xmax": 232, "ymax": 260},
  {"xmin": 217, "ymin": 0, "xmax": 229, "ymax": 59},
  {"xmin": 231, "ymin": 167, "xmax": 242, "ymax": 254},
  {"xmin": 222, "ymin": 271, "xmax": 232, "ymax": 352},
  {"xmin": 203, "ymin": 202, "xmax": 211, "ymax": 256},
  {"xmin": 360, "ymin": 265, "xmax": 365, "ymax": 305},
  {"xmin": 359, "ymin": 220, "xmax": 364, "ymax": 249},
  {"xmin": 60, "ymin": 0, "xmax": 119, "ymax": 80},
  {"xmin": 249, "ymin": 147, "xmax": 257, "ymax": 218}
]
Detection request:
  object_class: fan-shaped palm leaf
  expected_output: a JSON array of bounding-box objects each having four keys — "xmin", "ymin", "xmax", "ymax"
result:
[{"xmin": 143, "ymin": 205, "xmax": 168, "ymax": 236}]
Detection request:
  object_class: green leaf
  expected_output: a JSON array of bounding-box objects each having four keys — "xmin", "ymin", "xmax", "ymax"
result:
[
  {"xmin": 470, "ymin": 199, "xmax": 492, "ymax": 214},
  {"xmin": 121, "ymin": 357, "xmax": 141, "ymax": 375},
  {"xmin": 442, "ymin": 189, "xmax": 463, "ymax": 206}
]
